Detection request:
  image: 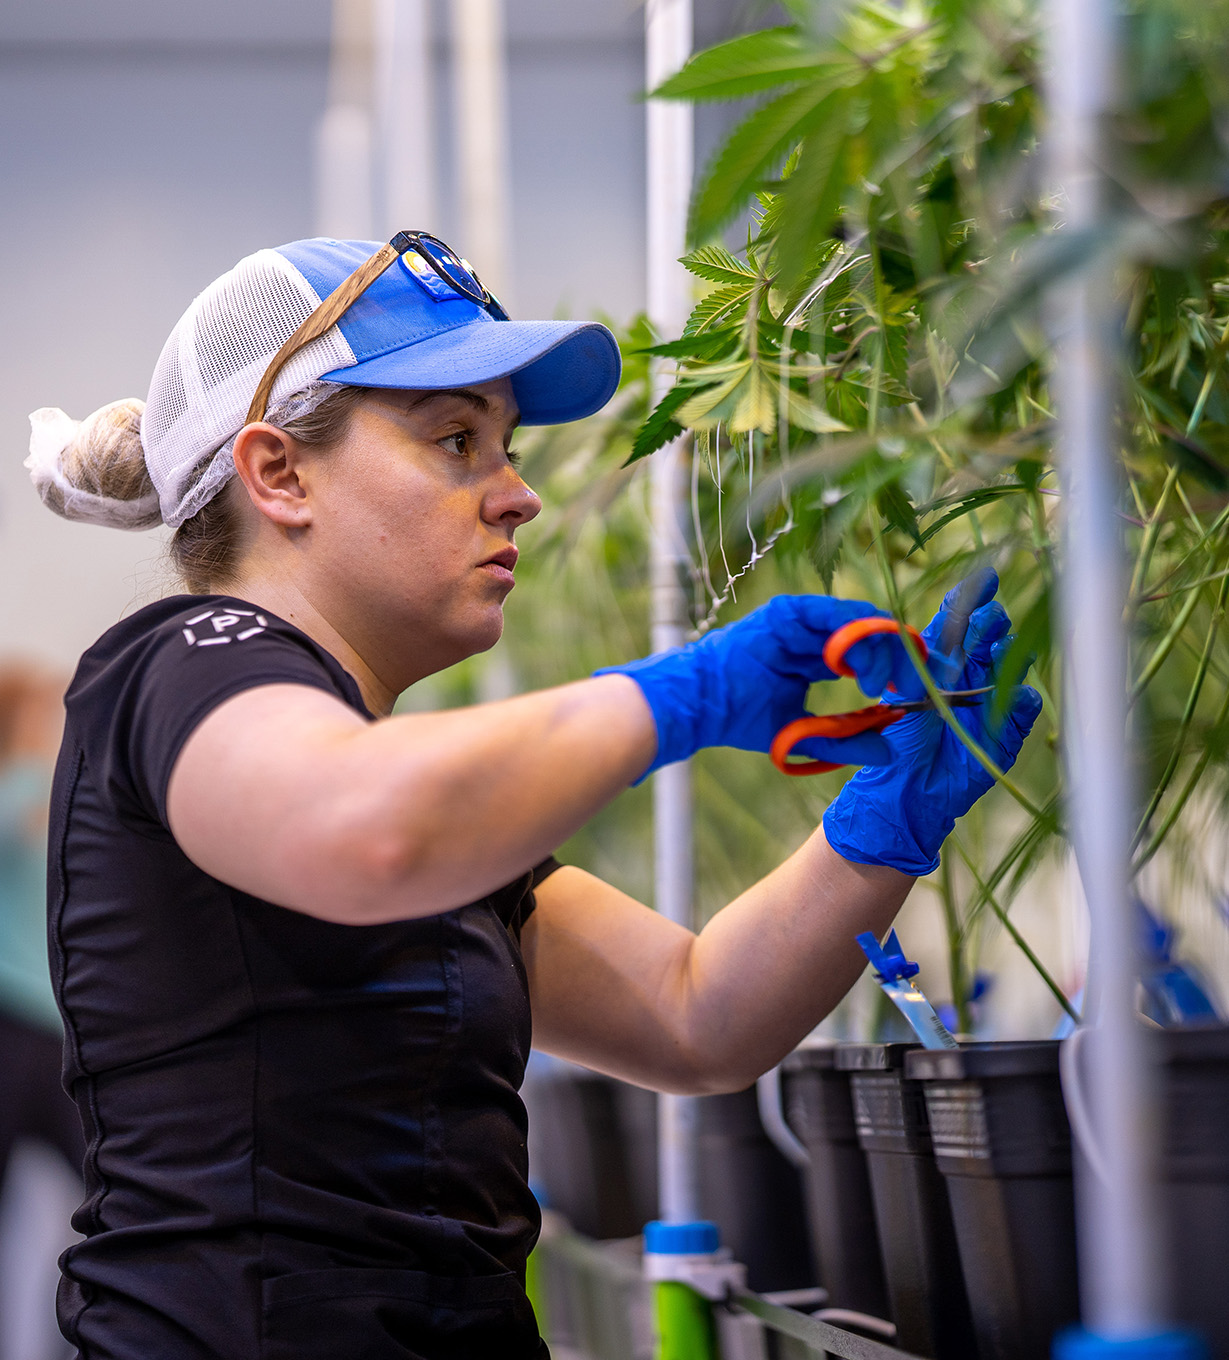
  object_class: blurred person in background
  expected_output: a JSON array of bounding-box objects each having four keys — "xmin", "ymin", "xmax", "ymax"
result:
[
  {"xmin": 24, "ymin": 233, "xmax": 1039, "ymax": 1359},
  {"xmin": 0, "ymin": 664, "xmax": 85, "ymax": 1359}
]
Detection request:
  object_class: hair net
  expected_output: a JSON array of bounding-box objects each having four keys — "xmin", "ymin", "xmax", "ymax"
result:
[{"xmin": 26, "ymin": 382, "xmax": 344, "ymax": 532}]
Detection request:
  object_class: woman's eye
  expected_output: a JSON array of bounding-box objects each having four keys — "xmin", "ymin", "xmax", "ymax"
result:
[{"xmin": 440, "ymin": 431, "xmax": 470, "ymax": 456}]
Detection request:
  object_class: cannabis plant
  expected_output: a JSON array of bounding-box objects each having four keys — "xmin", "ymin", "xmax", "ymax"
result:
[{"xmin": 614, "ymin": 0, "xmax": 1229, "ymax": 1027}]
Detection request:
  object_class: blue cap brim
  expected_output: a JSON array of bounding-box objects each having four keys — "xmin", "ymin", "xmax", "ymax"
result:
[{"xmin": 319, "ymin": 318, "xmax": 621, "ymax": 426}]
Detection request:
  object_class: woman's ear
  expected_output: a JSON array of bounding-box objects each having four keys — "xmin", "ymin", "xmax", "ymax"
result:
[{"xmin": 231, "ymin": 423, "xmax": 313, "ymax": 529}]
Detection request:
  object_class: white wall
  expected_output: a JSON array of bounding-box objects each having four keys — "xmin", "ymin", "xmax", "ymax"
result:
[{"xmin": 0, "ymin": 0, "xmax": 758, "ymax": 668}]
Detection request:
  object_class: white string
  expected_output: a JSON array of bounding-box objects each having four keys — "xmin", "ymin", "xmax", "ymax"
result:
[{"xmin": 690, "ymin": 430, "xmax": 718, "ymax": 623}]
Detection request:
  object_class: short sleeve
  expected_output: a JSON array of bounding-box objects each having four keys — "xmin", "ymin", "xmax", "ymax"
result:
[
  {"xmin": 68, "ymin": 599, "xmax": 368, "ymax": 830},
  {"xmin": 492, "ymin": 856, "xmax": 563, "ymax": 941}
]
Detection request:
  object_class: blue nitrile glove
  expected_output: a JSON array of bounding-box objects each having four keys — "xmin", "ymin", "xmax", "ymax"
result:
[
  {"xmin": 823, "ymin": 571, "xmax": 1043, "ymax": 875},
  {"xmin": 598, "ymin": 594, "xmax": 928, "ymax": 778}
]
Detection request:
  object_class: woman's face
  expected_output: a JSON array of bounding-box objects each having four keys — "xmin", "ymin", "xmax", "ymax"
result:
[{"xmin": 296, "ymin": 377, "xmax": 541, "ymax": 687}]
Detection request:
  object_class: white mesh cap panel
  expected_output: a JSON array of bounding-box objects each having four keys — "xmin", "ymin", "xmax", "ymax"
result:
[{"xmin": 141, "ymin": 249, "xmax": 357, "ymax": 527}]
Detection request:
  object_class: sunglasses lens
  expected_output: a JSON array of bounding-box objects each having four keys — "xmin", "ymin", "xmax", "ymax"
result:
[{"xmin": 415, "ymin": 237, "xmax": 485, "ymax": 304}]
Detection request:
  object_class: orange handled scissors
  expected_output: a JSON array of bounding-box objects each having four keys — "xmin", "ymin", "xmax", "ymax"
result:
[{"xmin": 770, "ymin": 617, "xmax": 994, "ymax": 776}]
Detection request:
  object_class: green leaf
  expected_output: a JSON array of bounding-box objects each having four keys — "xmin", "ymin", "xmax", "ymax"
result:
[
  {"xmin": 781, "ymin": 388, "xmax": 851, "ymax": 434},
  {"xmin": 875, "ymin": 478, "xmax": 922, "ymax": 548},
  {"xmin": 915, "ymin": 485, "xmax": 1030, "ymax": 546},
  {"xmin": 677, "ymin": 365, "xmax": 752, "ymax": 427},
  {"xmin": 651, "ymin": 27, "xmax": 825, "ymax": 103},
  {"xmin": 685, "ymin": 284, "xmax": 757, "ymax": 337},
  {"xmin": 626, "ymin": 384, "xmax": 693, "ymax": 465},
  {"xmin": 774, "ymin": 104, "xmax": 853, "ymax": 286},
  {"xmin": 680, "ymin": 244, "xmax": 759, "ymax": 285},
  {"xmin": 642, "ymin": 328, "xmax": 741, "ymax": 360},
  {"xmin": 690, "ymin": 81, "xmax": 847, "ymax": 241},
  {"xmin": 731, "ymin": 364, "xmax": 776, "ymax": 433}
]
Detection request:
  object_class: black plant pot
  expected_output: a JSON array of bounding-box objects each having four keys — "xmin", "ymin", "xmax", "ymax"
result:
[
  {"xmin": 906, "ymin": 1041, "xmax": 1079, "ymax": 1360},
  {"xmin": 838, "ymin": 1043, "xmax": 979, "ymax": 1360},
  {"xmin": 782, "ymin": 1046, "xmax": 891, "ymax": 1318},
  {"xmin": 696, "ymin": 1086, "xmax": 818, "ymax": 1292},
  {"xmin": 1157, "ymin": 1024, "xmax": 1229, "ymax": 1359},
  {"xmin": 524, "ymin": 1065, "xmax": 657, "ymax": 1240}
]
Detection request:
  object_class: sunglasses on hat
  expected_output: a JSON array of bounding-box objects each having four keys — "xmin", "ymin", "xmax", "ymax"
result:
[{"xmin": 247, "ymin": 230, "xmax": 508, "ymax": 426}]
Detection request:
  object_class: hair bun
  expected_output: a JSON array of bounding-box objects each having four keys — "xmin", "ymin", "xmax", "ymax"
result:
[{"xmin": 26, "ymin": 399, "xmax": 163, "ymax": 530}]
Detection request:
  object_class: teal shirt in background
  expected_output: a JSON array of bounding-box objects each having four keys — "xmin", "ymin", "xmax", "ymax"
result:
[{"xmin": 0, "ymin": 760, "xmax": 61, "ymax": 1033}]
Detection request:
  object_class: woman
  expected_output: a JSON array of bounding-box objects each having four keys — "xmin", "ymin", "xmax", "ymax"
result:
[{"xmin": 26, "ymin": 233, "xmax": 1039, "ymax": 1359}]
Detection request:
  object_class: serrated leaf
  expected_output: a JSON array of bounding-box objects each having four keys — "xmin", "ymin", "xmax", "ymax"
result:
[
  {"xmin": 730, "ymin": 364, "xmax": 776, "ymax": 432},
  {"xmin": 774, "ymin": 102, "xmax": 853, "ymax": 287},
  {"xmin": 652, "ymin": 27, "xmax": 826, "ymax": 103},
  {"xmin": 875, "ymin": 479, "xmax": 922, "ymax": 548},
  {"xmin": 914, "ymin": 485, "xmax": 1028, "ymax": 547},
  {"xmin": 642, "ymin": 328, "xmax": 741, "ymax": 360},
  {"xmin": 781, "ymin": 388, "xmax": 851, "ymax": 433},
  {"xmin": 676, "ymin": 366, "xmax": 752, "ymax": 427},
  {"xmin": 690, "ymin": 81, "xmax": 847, "ymax": 241},
  {"xmin": 681, "ymin": 243, "xmax": 759, "ymax": 285},
  {"xmin": 684, "ymin": 284, "xmax": 757, "ymax": 336},
  {"xmin": 626, "ymin": 384, "xmax": 694, "ymax": 465}
]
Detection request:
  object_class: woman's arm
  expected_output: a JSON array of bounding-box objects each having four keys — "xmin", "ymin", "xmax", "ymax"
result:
[
  {"xmin": 521, "ymin": 844, "xmax": 913, "ymax": 1095},
  {"xmin": 167, "ymin": 593, "xmax": 904, "ymax": 925},
  {"xmin": 166, "ymin": 676, "xmax": 655, "ymax": 924}
]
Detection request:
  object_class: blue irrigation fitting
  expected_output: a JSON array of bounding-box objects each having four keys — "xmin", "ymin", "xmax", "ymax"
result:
[
  {"xmin": 643, "ymin": 1221, "xmax": 746, "ymax": 1300},
  {"xmin": 1053, "ymin": 1327, "xmax": 1208, "ymax": 1360},
  {"xmin": 643, "ymin": 1221, "xmax": 721, "ymax": 1256},
  {"xmin": 856, "ymin": 928, "xmax": 920, "ymax": 983}
]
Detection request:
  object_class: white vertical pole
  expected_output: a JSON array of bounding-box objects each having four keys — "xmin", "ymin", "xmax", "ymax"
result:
[
  {"xmin": 646, "ymin": 0, "xmax": 698, "ymax": 1227},
  {"xmin": 1048, "ymin": 0, "xmax": 1163, "ymax": 1337},
  {"xmin": 449, "ymin": 0, "xmax": 514, "ymax": 308},
  {"xmin": 315, "ymin": 0, "xmax": 376, "ymax": 240},
  {"xmin": 375, "ymin": 0, "xmax": 438, "ymax": 234}
]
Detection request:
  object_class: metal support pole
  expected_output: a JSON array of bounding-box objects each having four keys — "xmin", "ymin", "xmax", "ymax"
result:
[
  {"xmin": 316, "ymin": 0, "xmax": 376, "ymax": 240},
  {"xmin": 1047, "ymin": 0, "xmax": 1167, "ymax": 1343},
  {"xmin": 449, "ymin": 0, "xmax": 513, "ymax": 307},
  {"xmin": 375, "ymin": 0, "xmax": 438, "ymax": 235},
  {"xmin": 646, "ymin": 0, "xmax": 698, "ymax": 1227}
]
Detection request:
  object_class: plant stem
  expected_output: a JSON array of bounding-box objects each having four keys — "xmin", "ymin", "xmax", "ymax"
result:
[
  {"xmin": 1142, "ymin": 501, "xmax": 1229, "ymax": 598},
  {"xmin": 1127, "ymin": 462, "xmax": 1180, "ymax": 606},
  {"xmin": 951, "ymin": 835, "xmax": 1081, "ymax": 1024},
  {"xmin": 1130, "ymin": 581, "xmax": 1205, "ymax": 703},
  {"xmin": 1133, "ymin": 669, "xmax": 1229, "ymax": 873},
  {"xmin": 960, "ymin": 791, "xmax": 1063, "ymax": 939},
  {"xmin": 1141, "ymin": 565, "xmax": 1229, "ymax": 603},
  {"xmin": 1133, "ymin": 571, "xmax": 1229, "ymax": 852},
  {"xmin": 938, "ymin": 854, "xmax": 971, "ymax": 1033},
  {"xmin": 868, "ymin": 517, "xmax": 1051, "ymax": 821}
]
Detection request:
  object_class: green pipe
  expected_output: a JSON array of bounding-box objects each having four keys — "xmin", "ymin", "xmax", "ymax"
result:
[
  {"xmin": 524, "ymin": 1248, "xmax": 546, "ymax": 1338},
  {"xmin": 654, "ymin": 1280, "xmax": 718, "ymax": 1360}
]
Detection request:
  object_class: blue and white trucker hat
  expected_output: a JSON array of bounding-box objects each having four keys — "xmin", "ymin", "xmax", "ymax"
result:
[{"xmin": 140, "ymin": 238, "xmax": 621, "ymax": 528}]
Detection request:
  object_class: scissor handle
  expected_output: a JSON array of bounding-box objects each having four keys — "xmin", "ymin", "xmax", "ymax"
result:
[
  {"xmin": 770, "ymin": 705, "xmax": 908, "ymax": 776},
  {"xmin": 822, "ymin": 617, "xmax": 928, "ymax": 681}
]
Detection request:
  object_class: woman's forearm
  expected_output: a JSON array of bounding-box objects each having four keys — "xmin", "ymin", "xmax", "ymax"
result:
[
  {"xmin": 526, "ymin": 835, "xmax": 913, "ymax": 1094},
  {"xmin": 677, "ymin": 830, "xmax": 913, "ymax": 1088}
]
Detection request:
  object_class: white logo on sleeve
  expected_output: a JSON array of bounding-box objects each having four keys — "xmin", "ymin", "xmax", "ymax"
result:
[{"xmin": 181, "ymin": 608, "xmax": 269, "ymax": 647}]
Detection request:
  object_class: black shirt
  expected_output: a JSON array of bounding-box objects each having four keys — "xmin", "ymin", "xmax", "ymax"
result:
[{"xmin": 49, "ymin": 596, "xmax": 554, "ymax": 1359}]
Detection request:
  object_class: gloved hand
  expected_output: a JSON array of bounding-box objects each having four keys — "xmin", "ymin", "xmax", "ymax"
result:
[
  {"xmin": 598, "ymin": 594, "xmax": 929, "ymax": 778},
  {"xmin": 822, "ymin": 571, "xmax": 1043, "ymax": 876}
]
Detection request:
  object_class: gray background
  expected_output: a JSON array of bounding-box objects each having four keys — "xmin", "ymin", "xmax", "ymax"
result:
[{"xmin": 0, "ymin": 0, "xmax": 767, "ymax": 667}]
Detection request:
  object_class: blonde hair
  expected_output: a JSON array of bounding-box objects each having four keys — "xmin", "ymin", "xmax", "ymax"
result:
[{"xmin": 29, "ymin": 387, "xmax": 370, "ymax": 594}]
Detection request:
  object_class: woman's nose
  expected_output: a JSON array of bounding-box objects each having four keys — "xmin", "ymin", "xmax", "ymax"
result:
[{"xmin": 484, "ymin": 465, "xmax": 542, "ymax": 527}]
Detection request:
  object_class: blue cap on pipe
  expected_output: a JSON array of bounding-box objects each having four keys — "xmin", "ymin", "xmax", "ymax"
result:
[
  {"xmin": 1053, "ymin": 1328, "xmax": 1208, "ymax": 1360},
  {"xmin": 643, "ymin": 1220, "xmax": 721, "ymax": 1256}
]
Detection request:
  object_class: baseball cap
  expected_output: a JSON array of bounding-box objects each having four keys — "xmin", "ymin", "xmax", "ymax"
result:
[{"xmin": 141, "ymin": 237, "xmax": 622, "ymax": 528}]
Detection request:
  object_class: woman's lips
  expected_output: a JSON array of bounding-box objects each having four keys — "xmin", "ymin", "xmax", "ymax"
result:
[
  {"xmin": 479, "ymin": 561, "xmax": 516, "ymax": 588},
  {"xmin": 478, "ymin": 547, "xmax": 518, "ymax": 588}
]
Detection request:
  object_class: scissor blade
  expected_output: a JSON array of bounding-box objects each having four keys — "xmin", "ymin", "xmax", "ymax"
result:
[{"xmin": 891, "ymin": 684, "xmax": 997, "ymax": 713}]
